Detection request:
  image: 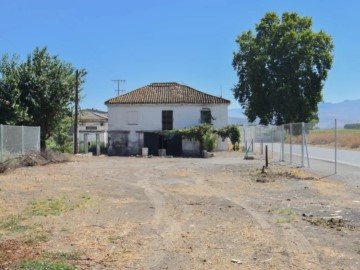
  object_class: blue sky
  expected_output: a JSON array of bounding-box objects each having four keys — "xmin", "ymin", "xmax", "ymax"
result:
[{"xmin": 1, "ymin": 0, "xmax": 359, "ymax": 110}]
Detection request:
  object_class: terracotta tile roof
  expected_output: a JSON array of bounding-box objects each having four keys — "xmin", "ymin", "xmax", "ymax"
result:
[
  {"xmin": 105, "ymin": 82, "xmax": 230, "ymax": 105},
  {"xmin": 79, "ymin": 109, "xmax": 108, "ymax": 122}
]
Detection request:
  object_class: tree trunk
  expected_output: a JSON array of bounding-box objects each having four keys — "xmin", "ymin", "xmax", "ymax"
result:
[{"xmin": 40, "ymin": 132, "xmax": 47, "ymax": 150}]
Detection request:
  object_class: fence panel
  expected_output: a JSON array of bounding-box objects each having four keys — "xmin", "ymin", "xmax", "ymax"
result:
[
  {"xmin": 0, "ymin": 125, "xmax": 40, "ymax": 162},
  {"xmin": 241, "ymin": 121, "xmax": 360, "ymax": 178}
]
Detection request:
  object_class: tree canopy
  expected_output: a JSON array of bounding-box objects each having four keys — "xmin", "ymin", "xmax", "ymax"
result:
[
  {"xmin": 232, "ymin": 12, "xmax": 334, "ymax": 125},
  {"xmin": 0, "ymin": 47, "xmax": 86, "ymax": 149}
]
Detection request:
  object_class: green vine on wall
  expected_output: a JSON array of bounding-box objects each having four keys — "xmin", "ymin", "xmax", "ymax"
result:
[{"xmin": 166, "ymin": 124, "xmax": 241, "ymax": 153}]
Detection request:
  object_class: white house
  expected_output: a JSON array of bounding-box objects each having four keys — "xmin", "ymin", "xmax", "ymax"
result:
[
  {"xmin": 78, "ymin": 109, "xmax": 108, "ymax": 149},
  {"xmin": 105, "ymin": 82, "xmax": 230, "ymax": 156}
]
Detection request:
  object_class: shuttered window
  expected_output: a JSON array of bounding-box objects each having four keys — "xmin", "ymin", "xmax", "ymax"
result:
[{"xmin": 162, "ymin": 110, "xmax": 173, "ymax": 130}]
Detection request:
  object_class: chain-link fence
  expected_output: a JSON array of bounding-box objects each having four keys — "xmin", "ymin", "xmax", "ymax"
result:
[
  {"xmin": 0, "ymin": 125, "xmax": 40, "ymax": 162},
  {"xmin": 240, "ymin": 121, "xmax": 360, "ymax": 177}
]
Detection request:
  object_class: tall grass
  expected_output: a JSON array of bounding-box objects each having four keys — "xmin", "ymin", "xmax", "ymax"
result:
[{"xmin": 298, "ymin": 129, "xmax": 360, "ymax": 149}]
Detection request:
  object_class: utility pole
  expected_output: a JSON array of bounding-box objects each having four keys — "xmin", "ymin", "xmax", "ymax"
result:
[
  {"xmin": 74, "ymin": 70, "xmax": 79, "ymax": 154},
  {"xmin": 112, "ymin": 79, "xmax": 126, "ymax": 96}
]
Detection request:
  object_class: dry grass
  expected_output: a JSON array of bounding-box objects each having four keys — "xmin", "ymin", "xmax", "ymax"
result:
[{"xmin": 288, "ymin": 130, "xmax": 360, "ymax": 149}]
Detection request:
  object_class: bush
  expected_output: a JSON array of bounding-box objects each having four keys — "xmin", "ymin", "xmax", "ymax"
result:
[
  {"xmin": 203, "ymin": 131, "xmax": 218, "ymax": 152},
  {"xmin": 218, "ymin": 125, "xmax": 241, "ymax": 150},
  {"xmin": 344, "ymin": 123, "xmax": 360, "ymax": 129},
  {"xmin": 88, "ymin": 142, "xmax": 108, "ymax": 154}
]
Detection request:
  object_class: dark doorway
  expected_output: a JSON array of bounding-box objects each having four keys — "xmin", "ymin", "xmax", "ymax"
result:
[
  {"xmin": 144, "ymin": 132, "xmax": 160, "ymax": 156},
  {"xmin": 166, "ymin": 134, "xmax": 182, "ymax": 156},
  {"xmin": 144, "ymin": 132, "xmax": 182, "ymax": 156}
]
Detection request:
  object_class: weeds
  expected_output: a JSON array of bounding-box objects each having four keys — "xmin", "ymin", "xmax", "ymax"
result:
[
  {"xmin": 17, "ymin": 259, "xmax": 76, "ymax": 270},
  {"xmin": 109, "ymin": 235, "xmax": 123, "ymax": 244},
  {"xmin": 0, "ymin": 215, "xmax": 29, "ymax": 233},
  {"xmin": 276, "ymin": 217, "xmax": 297, "ymax": 223},
  {"xmin": 268, "ymin": 208, "xmax": 295, "ymax": 215},
  {"xmin": 42, "ymin": 250, "xmax": 83, "ymax": 260},
  {"xmin": 28, "ymin": 194, "xmax": 92, "ymax": 216},
  {"xmin": 278, "ymin": 209, "xmax": 295, "ymax": 215},
  {"xmin": 24, "ymin": 225, "xmax": 51, "ymax": 243},
  {"xmin": 268, "ymin": 208, "xmax": 297, "ymax": 223},
  {"xmin": 28, "ymin": 197, "xmax": 70, "ymax": 216}
]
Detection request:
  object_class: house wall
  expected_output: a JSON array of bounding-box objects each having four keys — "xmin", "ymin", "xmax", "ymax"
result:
[
  {"xmin": 78, "ymin": 121, "xmax": 108, "ymax": 145},
  {"xmin": 107, "ymin": 103, "xmax": 229, "ymax": 155}
]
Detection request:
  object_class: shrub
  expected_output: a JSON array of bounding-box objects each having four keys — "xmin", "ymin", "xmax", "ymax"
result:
[
  {"xmin": 344, "ymin": 123, "xmax": 360, "ymax": 129},
  {"xmin": 203, "ymin": 131, "xmax": 218, "ymax": 152},
  {"xmin": 218, "ymin": 125, "xmax": 241, "ymax": 150}
]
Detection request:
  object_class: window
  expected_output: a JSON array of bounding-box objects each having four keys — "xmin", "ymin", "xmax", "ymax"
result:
[
  {"xmin": 127, "ymin": 111, "xmax": 138, "ymax": 125},
  {"xmin": 86, "ymin": 126, "xmax": 97, "ymax": 131},
  {"xmin": 162, "ymin": 110, "xmax": 173, "ymax": 130},
  {"xmin": 201, "ymin": 109, "xmax": 212, "ymax": 124}
]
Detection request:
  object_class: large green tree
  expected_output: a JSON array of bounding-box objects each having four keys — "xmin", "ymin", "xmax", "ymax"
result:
[
  {"xmin": 232, "ymin": 12, "xmax": 334, "ymax": 125},
  {"xmin": 0, "ymin": 47, "xmax": 86, "ymax": 149}
]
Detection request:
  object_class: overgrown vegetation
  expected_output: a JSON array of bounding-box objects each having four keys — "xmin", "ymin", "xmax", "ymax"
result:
[
  {"xmin": 47, "ymin": 117, "xmax": 74, "ymax": 153},
  {"xmin": 0, "ymin": 47, "xmax": 86, "ymax": 149},
  {"xmin": 218, "ymin": 125, "xmax": 241, "ymax": 150},
  {"xmin": 166, "ymin": 124, "xmax": 241, "ymax": 154}
]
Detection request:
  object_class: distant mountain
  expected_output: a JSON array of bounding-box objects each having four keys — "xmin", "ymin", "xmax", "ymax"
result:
[
  {"xmin": 317, "ymin": 100, "xmax": 360, "ymax": 128},
  {"xmin": 228, "ymin": 108, "xmax": 248, "ymax": 125},
  {"xmin": 228, "ymin": 99, "xmax": 360, "ymax": 128}
]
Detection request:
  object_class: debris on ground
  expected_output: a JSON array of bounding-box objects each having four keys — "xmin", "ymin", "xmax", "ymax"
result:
[
  {"xmin": 231, "ymin": 259, "xmax": 242, "ymax": 264},
  {"xmin": 302, "ymin": 214, "xmax": 356, "ymax": 230},
  {"xmin": 0, "ymin": 151, "xmax": 69, "ymax": 173}
]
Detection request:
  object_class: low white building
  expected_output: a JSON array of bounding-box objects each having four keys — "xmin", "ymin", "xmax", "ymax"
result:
[
  {"xmin": 78, "ymin": 109, "xmax": 108, "ymax": 149},
  {"xmin": 105, "ymin": 82, "xmax": 230, "ymax": 156}
]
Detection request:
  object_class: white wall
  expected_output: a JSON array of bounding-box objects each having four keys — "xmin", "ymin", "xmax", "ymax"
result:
[
  {"xmin": 78, "ymin": 121, "xmax": 108, "ymax": 145},
  {"xmin": 107, "ymin": 103, "xmax": 229, "ymax": 154}
]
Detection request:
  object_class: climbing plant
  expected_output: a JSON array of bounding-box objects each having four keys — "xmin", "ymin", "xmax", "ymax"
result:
[
  {"xmin": 166, "ymin": 124, "xmax": 241, "ymax": 153},
  {"xmin": 218, "ymin": 125, "xmax": 241, "ymax": 150}
]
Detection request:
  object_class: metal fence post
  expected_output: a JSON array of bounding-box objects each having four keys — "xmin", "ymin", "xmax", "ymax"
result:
[
  {"xmin": 290, "ymin": 124, "xmax": 293, "ymax": 164},
  {"xmin": 21, "ymin": 125, "xmax": 25, "ymax": 155},
  {"xmin": 301, "ymin": 122, "xmax": 305, "ymax": 167},
  {"xmin": 38, "ymin": 127, "xmax": 41, "ymax": 152},
  {"xmin": 0, "ymin": 125, "xmax": 3, "ymax": 162},
  {"xmin": 271, "ymin": 126, "xmax": 274, "ymax": 158},
  {"xmin": 335, "ymin": 119, "xmax": 337, "ymax": 174},
  {"xmin": 281, "ymin": 125, "xmax": 285, "ymax": 161}
]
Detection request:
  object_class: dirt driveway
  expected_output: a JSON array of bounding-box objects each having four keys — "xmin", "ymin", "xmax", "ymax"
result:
[{"xmin": 0, "ymin": 152, "xmax": 359, "ymax": 269}]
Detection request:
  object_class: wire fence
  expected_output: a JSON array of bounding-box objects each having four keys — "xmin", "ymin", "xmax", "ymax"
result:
[
  {"xmin": 0, "ymin": 124, "xmax": 40, "ymax": 162},
  {"xmin": 240, "ymin": 121, "xmax": 360, "ymax": 177}
]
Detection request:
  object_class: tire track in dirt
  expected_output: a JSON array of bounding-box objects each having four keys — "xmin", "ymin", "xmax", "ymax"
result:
[
  {"xmin": 104, "ymin": 160, "xmax": 321, "ymax": 269},
  {"xmin": 223, "ymin": 196, "xmax": 321, "ymax": 270},
  {"xmin": 157, "ymin": 161, "xmax": 321, "ymax": 269},
  {"xmin": 125, "ymin": 167, "xmax": 184, "ymax": 269}
]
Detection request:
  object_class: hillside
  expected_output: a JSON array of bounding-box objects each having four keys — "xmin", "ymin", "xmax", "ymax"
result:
[{"xmin": 229, "ymin": 99, "xmax": 360, "ymax": 128}]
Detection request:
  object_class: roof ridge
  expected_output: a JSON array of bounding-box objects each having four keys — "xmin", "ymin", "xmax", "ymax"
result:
[{"xmin": 105, "ymin": 82, "xmax": 230, "ymax": 105}]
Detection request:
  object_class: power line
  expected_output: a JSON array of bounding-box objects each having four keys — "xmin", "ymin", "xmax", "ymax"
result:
[{"xmin": 112, "ymin": 79, "xmax": 126, "ymax": 96}]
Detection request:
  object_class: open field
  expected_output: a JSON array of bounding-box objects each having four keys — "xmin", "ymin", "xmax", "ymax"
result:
[
  {"xmin": 0, "ymin": 152, "xmax": 359, "ymax": 269},
  {"xmin": 290, "ymin": 129, "xmax": 360, "ymax": 149}
]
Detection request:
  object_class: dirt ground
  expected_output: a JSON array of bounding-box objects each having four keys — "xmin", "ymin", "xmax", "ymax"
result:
[{"xmin": 0, "ymin": 152, "xmax": 359, "ymax": 269}]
